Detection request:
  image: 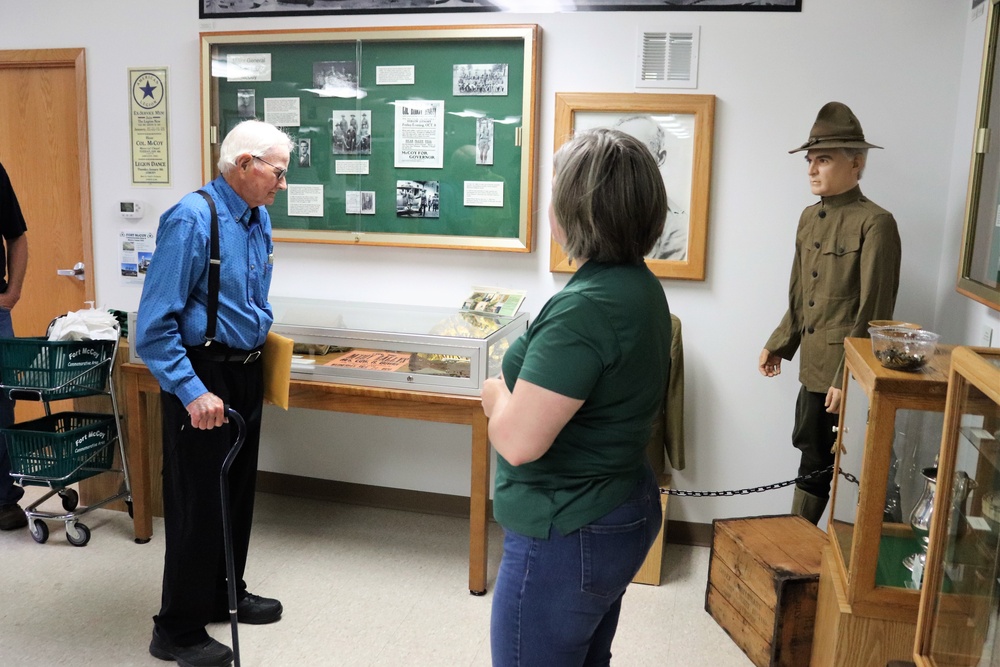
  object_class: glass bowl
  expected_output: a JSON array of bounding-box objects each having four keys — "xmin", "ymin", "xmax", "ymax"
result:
[{"xmin": 867, "ymin": 326, "xmax": 940, "ymax": 371}]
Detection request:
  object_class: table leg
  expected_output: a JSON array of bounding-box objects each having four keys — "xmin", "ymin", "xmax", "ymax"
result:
[
  {"xmin": 469, "ymin": 406, "xmax": 490, "ymax": 595},
  {"xmin": 126, "ymin": 373, "xmax": 152, "ymax": 543}
]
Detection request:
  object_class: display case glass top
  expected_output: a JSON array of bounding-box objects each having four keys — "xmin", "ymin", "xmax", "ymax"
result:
[
  {"xmin": 915, "ymin": 347, "xmax": 1000, "ymax": 667},
  {"xmin": 269, "ymin": 296, "xmax": 528, "ymax": 396},
  {"xmin": 830, "ymin": 338, "xmax": 953, "ymax": 618}
]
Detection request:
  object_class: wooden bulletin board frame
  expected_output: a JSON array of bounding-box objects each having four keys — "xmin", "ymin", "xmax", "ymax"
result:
[
  {"xmin": 549, "ymin": 93, "xmax": 715, "ymax": 280},
  {"xmin": 200, "ymin": 25, "xmax": 539, "ymax": 252}
]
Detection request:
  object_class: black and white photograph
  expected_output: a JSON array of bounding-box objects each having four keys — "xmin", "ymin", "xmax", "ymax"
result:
[
  {"xmin": 574, "ymin": 111, "xmax": 694, "ymax": 262},
  {"xmin": 332, "ymin": 110, "xmax": 372, "ymax": 155},
  {"xmin": 476, "ymin": 117, "xmax": 494, "ymax": 166},
  {"xmin": 237, "ymin": 88, "xmax": 256, "ymax": 118},
  {"xmin": 297, "ymin": 137, "xmax": 311, "ymax": 168},
  {"xmin": 346, "ymin": 190, "xmax": 376, "ymax": 215},
  {"xmin": 202, "ymin": 0, "xmax": 800, "ymax": 19},
  {"xmin": 600, "ymin": 113, "xmax": 695, "ymax": 262},
  {"xmin": 396, "ymin": 180, "xmax": 439, "ymax": 219},
  {"xmin": 453, "ymin": 64, "xmax": 508, "ymax": 97},
  {"xmin": 312, "ymin": 60, "xmax": 359, "ymax": 98}
]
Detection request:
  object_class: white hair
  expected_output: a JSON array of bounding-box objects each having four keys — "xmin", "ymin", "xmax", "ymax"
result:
[
  {"xmin": 840, "ymin": 147, "xmax": 869, "ymax": 180},
  {"xmin": 217, "ymin": 120, "xmax": 295, "ymax": 174}
]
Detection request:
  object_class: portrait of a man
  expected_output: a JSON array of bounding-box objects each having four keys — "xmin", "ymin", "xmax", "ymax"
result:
[
  {"xmin": 551, "ymin": 93, "xmax": 714, "ymax": 280},
  {"xmin": 298, "ymin": 138, "xmax": 311, "ymax": 167},
  {"xmin": 237, "ymin": 89, "xmax": 256, "ymax": 118},
  {"xmin": 611, "ymin": 114, "xmax": 693, "ymax": 262}
]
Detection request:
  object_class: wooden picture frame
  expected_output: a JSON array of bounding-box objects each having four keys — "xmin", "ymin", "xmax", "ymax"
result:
[
  {"xmin": 549, "ymin": 93, "xmax": 715, "ymax": 280},
  {"xmin": 200, "ymin": 25, "xmax": 539, "ymax": 252}
]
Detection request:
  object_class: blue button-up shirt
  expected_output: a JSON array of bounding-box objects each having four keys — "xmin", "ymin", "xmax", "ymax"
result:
[{"xmin": 136, "ymin": 177, "xmax": 274, "ymax": 406}]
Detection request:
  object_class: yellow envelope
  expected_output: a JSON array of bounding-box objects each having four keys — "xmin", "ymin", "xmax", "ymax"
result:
[{"xmin": 262, "ymin": 331, "xmax": 294, "ymax": 410}]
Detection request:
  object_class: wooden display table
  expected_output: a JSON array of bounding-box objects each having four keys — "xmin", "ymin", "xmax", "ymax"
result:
[{"xmin": 110, "ymin": 362, "xmax": 492, "ymax": 595}]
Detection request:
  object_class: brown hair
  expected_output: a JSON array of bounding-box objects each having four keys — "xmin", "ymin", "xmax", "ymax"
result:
[{"xmin": 552, "ymin": 128, "xmax": 667, "ymax": 264}]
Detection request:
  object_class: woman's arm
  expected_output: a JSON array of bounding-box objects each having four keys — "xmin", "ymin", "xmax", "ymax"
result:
[{"xmin": 482, "ymin": 376, "xmax": 584, "ymax": 466}]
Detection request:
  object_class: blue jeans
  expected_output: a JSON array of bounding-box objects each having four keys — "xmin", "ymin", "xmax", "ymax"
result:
[
  {"xmin": 0, "ymin": 307, "xmax": 22, "ymax": 505},
  {"xmin": 491, "ymin": 466, "xmax": 661, "ymax": 667}
]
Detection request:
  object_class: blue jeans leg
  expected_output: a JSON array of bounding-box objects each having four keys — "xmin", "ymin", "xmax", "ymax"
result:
[
  {"xmin": 491, "ymin": 467, "xmax": 661, "ymax": 667},
  {"xmin": 0, "ymin": 308, "xmax": 22, "ymax": 505}
]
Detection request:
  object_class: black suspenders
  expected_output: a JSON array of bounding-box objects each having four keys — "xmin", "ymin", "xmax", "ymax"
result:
[{"xmin": 195, "ymin": 190, "xmax": 220, "ymax": 346}]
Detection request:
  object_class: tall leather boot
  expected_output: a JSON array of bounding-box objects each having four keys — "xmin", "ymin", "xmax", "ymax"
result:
[{"xmin": 791, "ymin": 487, "xmax": 828, "ymax": 525}]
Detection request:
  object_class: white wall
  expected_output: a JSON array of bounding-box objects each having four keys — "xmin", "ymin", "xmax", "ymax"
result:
[{"xmin": 3, "ymin": 0, "xmax": 994, "ymax": 525}]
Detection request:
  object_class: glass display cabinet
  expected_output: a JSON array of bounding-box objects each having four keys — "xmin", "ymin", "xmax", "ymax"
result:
[
  {"xmin": 812, "ymin": 337, "xmax": 953, "ymax": 667},
  {"xmin": 914, "ymin": 346, "xmax": 1000, "ymax": 667},
  {"xmin": 127, "ymin": 296, "xmax": 528, "ymax": 397},
  {"xmin": 269, "ymin": 296, "xmax": 528, "ymax": 396}
]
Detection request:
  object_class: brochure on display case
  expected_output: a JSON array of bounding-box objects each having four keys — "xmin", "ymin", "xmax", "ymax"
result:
[{"xmin": 461, "ymin": 286, "xmax": 525, "ymax": 317}]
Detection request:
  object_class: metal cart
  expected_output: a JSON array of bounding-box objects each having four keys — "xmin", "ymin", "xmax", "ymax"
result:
[{"xmin": 0, "ymin": 324, "xmax": 132, "ymax": 546}]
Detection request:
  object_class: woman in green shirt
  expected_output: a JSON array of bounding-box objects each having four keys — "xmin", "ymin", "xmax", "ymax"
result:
[{"xmin": 482, "ymin": 128, "xmax": 672, "ymax": 666}]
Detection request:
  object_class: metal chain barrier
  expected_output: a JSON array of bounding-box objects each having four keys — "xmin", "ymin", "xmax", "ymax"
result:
[{"xmin": 659, "ymin": 464, "xmax": 860, "ymax": 497}]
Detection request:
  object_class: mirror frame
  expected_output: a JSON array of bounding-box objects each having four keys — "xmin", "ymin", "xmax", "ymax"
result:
[{"xmin": 958, "ymin": 0, "xmax": 1000, "ymax": 311}]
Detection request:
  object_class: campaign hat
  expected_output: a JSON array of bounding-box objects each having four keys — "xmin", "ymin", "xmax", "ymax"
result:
[{"xmin": 789, "ymin": 101, "xmax": 882, "ymax": 153}]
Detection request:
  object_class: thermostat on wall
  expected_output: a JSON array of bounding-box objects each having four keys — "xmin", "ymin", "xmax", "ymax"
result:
[{"xmin": 119, "ymin": 200, "xmax": 145, "ymax": 220}]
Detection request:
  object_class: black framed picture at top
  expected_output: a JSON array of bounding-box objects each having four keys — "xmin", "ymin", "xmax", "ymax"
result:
[
  {"xmin": 199, "ymin": 1, "xmax": 801, "ymax": 19},
  {"xmin": 200, "ymin": 25, "xmax": 539, "ymax": 251}
]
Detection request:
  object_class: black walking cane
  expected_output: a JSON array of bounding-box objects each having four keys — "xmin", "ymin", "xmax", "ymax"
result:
[{"xmin": 221, "ymin": 406, "xmax": 246, "ymax": 667}]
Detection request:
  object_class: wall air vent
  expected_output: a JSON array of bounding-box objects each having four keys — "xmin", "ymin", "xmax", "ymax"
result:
[{"xmin": 636, "ymin": 26, "xmax": 700, "ymax": 90}]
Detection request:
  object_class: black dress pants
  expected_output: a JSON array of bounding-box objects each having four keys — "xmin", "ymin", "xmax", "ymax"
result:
[
  {"xmin": 153, "ymin": 356, "xmax": 264, "ymax": 646},
  {"xmin": 792, "ymin": 385, "xmax": 838, "ymax": 498}
]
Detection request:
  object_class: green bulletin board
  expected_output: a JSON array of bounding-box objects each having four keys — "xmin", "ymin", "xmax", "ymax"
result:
[{"xmin": 200, "ymin": 26, "xmax": 539, "ymax": 251}]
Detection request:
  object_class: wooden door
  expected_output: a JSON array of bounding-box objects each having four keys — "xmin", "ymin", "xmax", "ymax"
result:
[{"xmin": 0, "ymin": 48, "xmax": 95, "ymax": 421}]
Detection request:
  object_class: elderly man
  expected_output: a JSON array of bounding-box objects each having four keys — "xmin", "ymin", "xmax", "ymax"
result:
[
  {"xmin": 759, "ymin": 102, "xmax": 901, "ymax": 524},
  {"xmin": 137, "ymin": 119, "xmax": 293, "ymax": 667}
]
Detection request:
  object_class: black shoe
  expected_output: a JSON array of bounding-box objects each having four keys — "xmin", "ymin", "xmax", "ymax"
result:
[
  {"xmin": 149, "ymin": 628, "xmax": 233, "ymax": 667},
  {"xmin": 215, "ymin": 592, "xmax": 283, "ymax": 625},
  {"xmin": 0, "ymin": 504, "xmax": 27, "ymax": 531}
]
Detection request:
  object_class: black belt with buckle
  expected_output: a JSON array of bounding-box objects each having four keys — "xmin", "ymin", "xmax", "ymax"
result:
[{"xmin": 186, "ymin": 344, "xmax": 263, "ymax": 365}]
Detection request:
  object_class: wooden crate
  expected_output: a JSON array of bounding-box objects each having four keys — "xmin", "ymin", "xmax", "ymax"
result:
[{"xmin": 705, "ymin": 515, "xmax": 827, "ymax": 667}]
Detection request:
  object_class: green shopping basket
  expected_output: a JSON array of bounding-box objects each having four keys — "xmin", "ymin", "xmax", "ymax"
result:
[
  {"xmin": 1, "ymin": 412, "xmax": 117, "ymax": 486},
  {"xmin": 0, "ymin": 337, "xmax": 114, "ymax": 400}
]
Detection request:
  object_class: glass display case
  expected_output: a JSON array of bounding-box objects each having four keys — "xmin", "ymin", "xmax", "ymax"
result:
[
  {"xmin": 914, "ymin": 346, "xmax": 1000, "ymax": 667},
  {"xmin": 812, "ymin": 337, "xmax": 953, "ymax": 667},
  {"xmin": 269, "ymin": 296, "xmax": 528, "ymax": 396}
]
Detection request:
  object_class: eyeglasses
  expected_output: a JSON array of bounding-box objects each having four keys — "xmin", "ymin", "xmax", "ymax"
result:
[{"xmin": 253, "ymin": 155, "xmax": 287, "ymax": 182}]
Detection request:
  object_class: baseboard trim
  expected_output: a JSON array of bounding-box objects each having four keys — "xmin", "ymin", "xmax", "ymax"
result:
[
  {"xmin": 668, "ymin": 519, "xmax": 713, "ymax": 547},
  {"xmin": 257, "ymin": 471, "xmax": 712, "ymax": 547}
]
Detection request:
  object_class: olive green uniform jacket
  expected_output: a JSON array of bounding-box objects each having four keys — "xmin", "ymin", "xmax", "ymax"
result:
[{"xmin": 765, "ymin": 186, "xmax": 901, "ymax": 393}]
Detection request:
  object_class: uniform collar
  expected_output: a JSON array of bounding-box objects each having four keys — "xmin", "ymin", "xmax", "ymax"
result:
[{"xmin": 819, "ymin": 185, "xmax": 864, "ymax": 209}]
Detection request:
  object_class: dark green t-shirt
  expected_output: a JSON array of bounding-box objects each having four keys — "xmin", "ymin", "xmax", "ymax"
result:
[{"xmin": 493, "ymin": 260, "xmax": 672, "ymax": 538}]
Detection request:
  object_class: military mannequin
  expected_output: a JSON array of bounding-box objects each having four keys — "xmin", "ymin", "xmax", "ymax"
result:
[{"xmin": 759, "ymin": 101, "xmax": 902, "ymax": 524}]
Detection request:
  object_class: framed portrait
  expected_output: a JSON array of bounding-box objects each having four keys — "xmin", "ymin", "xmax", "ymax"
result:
[{"xmin": 550, "ymin": 92, "xmax": 715, "ymax": 281}]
